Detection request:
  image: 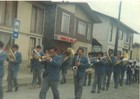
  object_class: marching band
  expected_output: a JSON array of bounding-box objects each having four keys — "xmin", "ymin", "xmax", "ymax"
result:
[{"xmin": 0, "ymin": 40, "xmax": 139, "ymax": 99}]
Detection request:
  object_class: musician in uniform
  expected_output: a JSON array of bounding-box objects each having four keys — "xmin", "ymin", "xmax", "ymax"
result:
[
  {"xmin": 102, "ymin": 49, "xmax": 116, "ymax": 90},
  {"xmin": 31, "ymin": 45, "xmax": 44, "ymax": 88},
  {"xmin": 60, "ymin": 48, "xmax": 74, "ymax": 84},
  {"xmin": 72, "ymin": 48, "xmax": 89, "ymax": 99},
  {"xmin": 39, "ymin": 47, "xmax": 61, "ymax": 99},
  {"xmin": 84, "ymin": 52, "xmax": 93, "ymax": 86},
  {"xmin": 0, "ymin": 41, "xmax": 7, "ymax": 99},
  {"xmin": 6, "ymin": 44, "xmax": 22, "ymax": 92},
  {"xmin": 119, "ymin": 51, "xmax": 128, "ymax": 86},
  {"xmin": 91, "ymin": 52, "xmax": 105, "ymax": 93},
  {"xmin": 113, "ymin": 52, "xmax": 121, "ymax": 89}
]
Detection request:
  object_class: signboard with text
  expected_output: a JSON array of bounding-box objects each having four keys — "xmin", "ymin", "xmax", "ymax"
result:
[{"xmin": 12, "ymin": 19, "xmax": 20, "ymax": 39}]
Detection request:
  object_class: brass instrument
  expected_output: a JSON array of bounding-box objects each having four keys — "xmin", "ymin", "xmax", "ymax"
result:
[
  {"xmin": 121, "ymin": 51, "xmax": 129, "ymax": 65},
  {"xmin": 7, "ymin": 48, "xmax": 16, "ymax": 62},
  {"xmin": 67, "ymin": 47, "xmax": 75, "ymax": 57},
  {"xmin": 32, "ymin": 49, "xmax": 46, "ymax": 62},
  {"xmin": 73, "ymin": 55, "xmax": 81, "ymax": 76},
  {"xmin": 106, "ymin": 49, "xmax": 112, "ymax": 63}
]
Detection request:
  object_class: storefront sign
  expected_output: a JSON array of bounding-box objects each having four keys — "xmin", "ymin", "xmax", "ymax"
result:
[{"xmin": 55, "ymin": 35, "xmax": 77, "ymax": 43}]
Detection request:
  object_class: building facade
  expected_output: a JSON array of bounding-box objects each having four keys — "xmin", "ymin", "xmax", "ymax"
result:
[
  {"xmin": 132, "ymin": 43, "xmax": 140, "ymax": 60},
  {"xmin": 43, "ymin": 3, "xmax": 101, "ymax": 56},
  {"xmin": 92, "ymin": 11, "xmax": 137, "ymax": 57},
  {"xmin": 0, "ymin": 1, "xmax": 45, "ymax": 66}
]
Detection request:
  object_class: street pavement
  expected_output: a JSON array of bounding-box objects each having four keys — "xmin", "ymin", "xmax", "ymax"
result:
[
  {"xmin": 3, "ymin": 80, "xmax": 139, "ymax": 99},
  {"xmin": 2, "ymin": 69, "xmax": 139, "ymax": 99}
]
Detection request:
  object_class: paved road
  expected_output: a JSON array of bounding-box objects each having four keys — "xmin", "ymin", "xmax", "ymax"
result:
[{"xmin": 3, "ymin": 80, "xmax": 139, "ymax": 99}]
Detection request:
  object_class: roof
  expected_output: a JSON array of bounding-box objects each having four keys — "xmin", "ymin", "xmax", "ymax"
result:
[
  {"xmin": 42, "ymin": 1, "xmax": 101, "ymax": 23},
  {"xmin": 92, "ymin": 10, "xmax": 139, "ymax": 34},
  {"xmin": 76, "ymin": 3, "xmax": 102, "ymax": 23},
  {"xmin": 133, "ymin": 43, "xmax": 140, "ymax": 48},
  {"xmin": 92, "ymin": 38, "xmax": 102, "ymax": 46}
]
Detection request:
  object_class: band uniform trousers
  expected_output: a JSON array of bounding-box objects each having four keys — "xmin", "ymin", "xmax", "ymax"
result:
[
  {"xmin": 74, "ymin": 76, "xmax": 84, "ymax": 99},
  {"xmin": 32, "ymin": 68, "xmax": 42, "ymax": 86},
  {"xmin": 102, "ymin": 63, "xmax": 113, "ymax": 90},
  {"xmin": 92, "ymin": 72, "xmax": 103, "ymax": 92},
  {"xmin": 7, "ymin": 70, "xmax": 18, "ymax": 91},
  {"xmin": 39, "ymin": 76, "xmax": 60, "ymax": 99},
  {"xmin": 0, "ymin": 78, "xmax": 3, "ymax": 99}
]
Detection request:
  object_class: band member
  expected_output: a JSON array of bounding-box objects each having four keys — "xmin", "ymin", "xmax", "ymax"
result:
[
  {"xmin": 91, "ymin": 52, "xmax": 105, "ymax": 93},
  {"xmin": 0, "ymin": 41, "xmax": 7, "ymax": 99},
  {"xmin": 60, "ymin": 51, "xmax": 70, "ymax": 84},
  {"xmin": 84, "ymin": 52, "xmax": 93, "ymax": 86},
  {"xmin": 60, "ymin": 48, "xmax": 74, "ymax": 84},
  {"xmin": 102, "ymin": 49, "xmax": 116, "ymax": 90},
  {"xmin": 31, "ymin": 45, "xmax": 44, "ymax": 87},
  {"xmin": 113, "ymin": 52, "xmax": 121, "ymax": 89},
  {"xmin": 6, "ymin": 44, "xmax": 22, "ymax": 92},
  {"xmin": 134, "ymin": 60, "xmax": 139, "ymax": 83},
  {"xmin": 119, "ymin": 52, "xmax": 128, "ymax": 86},
  {"xmin": 39, "ymin": 47, "xmax": 61, "ymax": 99},
  {"xmin": 72, "ymin": 48, "xmax": 89, "ymax": 99},
  {"xmin": 126, "ymin": 60, "xmax": 133, "ymax": 85}
]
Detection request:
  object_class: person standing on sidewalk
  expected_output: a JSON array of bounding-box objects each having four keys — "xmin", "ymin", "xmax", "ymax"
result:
[
  {"xmin": 39, "ymin": 47, "xmax": 61, "ymax": 99},
  {"xmin": 0, "ymin": 41, "xmax": 7, "ymax": 99},
  {"xmin": 6, "ymin": 44, "xmax": 22, "ymax": 92},
  {"xmin": 72, "ymin": 48, "xmax": 89, "ymax": 99},
  {"xmin": 31, "ymin": 45, "xmax": 44, "ymax": 88}
]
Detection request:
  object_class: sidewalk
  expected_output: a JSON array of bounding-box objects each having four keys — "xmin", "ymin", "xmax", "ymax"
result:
[{"xmin": 2, "ymin": 68, "xmax": 74, "ymax": 88}]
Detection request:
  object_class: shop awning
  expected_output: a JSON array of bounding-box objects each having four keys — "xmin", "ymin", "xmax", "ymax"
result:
[{"xmin": 92, "ymin": 38, "xmax": 102, "ymax": 47}]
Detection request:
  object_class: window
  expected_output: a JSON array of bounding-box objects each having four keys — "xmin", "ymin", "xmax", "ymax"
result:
[
  {"xmin": 87, "ymin": 24, "xmax": 92, "ymax": 40},
  {"xmin": 119, "ymin": 30, "xmax": 123, "ymax": 40},
  {"xmin": 78, "ymin": 21, "xmax": 86, "ymax": 35},
  {"xmin": 124, "ymin": 33, "xmax": 129, "ymax": 42},
  {"xmin": 31, "ymin": 6, "xmax": 44, "ymax": 34},
  {"xmin": 61, "ymin": 12, "xmax": 70, "ymax": 34},
  {"xmin": 109, "ymin": 25, "xmax": 113, "ymax": 41},
  {"xmin": 73, "ymin": 18, "xmax": 76, "ymax": 36},
  {"xmin": 0, "ymin": 1, "xmax": 17, "ymax": 26}
]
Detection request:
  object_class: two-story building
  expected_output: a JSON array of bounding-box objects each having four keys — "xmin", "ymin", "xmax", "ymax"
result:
[
  {"xmin": 92, "ymin": 11, "xmax": 138, "ymax": 57},
  {"xmin": 43, "ymin": 2, "xmax": 101, "ymax": 55},
  {"xmin": 0, "ymin": 1, "xmax": 45, "ymax": 66}
]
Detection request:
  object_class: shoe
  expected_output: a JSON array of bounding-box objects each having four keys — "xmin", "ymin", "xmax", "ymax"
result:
[
  {"xmin": 60, "ymin": 81, "xmax": 64, "ymax": 84},
  {"xmin": 6, "ymin": 90, "xmax": 12, "ymax": 92},
  {"xmin": 15, "ymin": 87, "xmax": 18, "ymax": 91},
  {"xmin": 91, "ymin": 90, "xmax": 95, "ymax": 93},
  {"xmin": 115, "ymin": 86, "xmax": 118, "ymax": 89},
  {"xmin": 102, "ymin": 88, "xmax": 105, "ymax": 90}
]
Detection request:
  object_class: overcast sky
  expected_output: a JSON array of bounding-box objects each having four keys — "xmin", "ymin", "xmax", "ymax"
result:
[{"xmin": 52, "ymin": 0, "xmax": 140, "ymax": 43}]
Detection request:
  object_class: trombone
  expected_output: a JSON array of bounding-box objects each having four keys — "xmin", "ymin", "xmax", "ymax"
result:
[
  {"xmin": 7, "ymin": 48, "xmax": 16, "ymax": 62},
  {"xmin": 32, "ymin": 49, "xmax": 46, "ymax": 62}
]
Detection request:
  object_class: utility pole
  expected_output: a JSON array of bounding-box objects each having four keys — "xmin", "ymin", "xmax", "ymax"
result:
[{"xmin": 114, "ymin": 0, "xmax": 122, "ymax": 56}]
